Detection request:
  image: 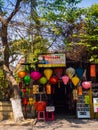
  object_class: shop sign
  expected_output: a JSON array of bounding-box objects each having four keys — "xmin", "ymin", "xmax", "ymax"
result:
[
  {"xmin": 93, "ymin": 98, "xmax": 98, "ymax": 112},
  {"xmin": 38, "ymin": 53, "xmax": 66, "ymax": 67}
]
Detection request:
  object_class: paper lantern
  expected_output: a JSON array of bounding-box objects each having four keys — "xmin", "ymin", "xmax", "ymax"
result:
[
  {"xmin": 71, "ymin": 76, "xmax": 80, "ymax": 86},
  {"xmin": 34, "ymin": 101, "xmax": 47, "ymax": 111},
  {"xmin": 62, "ymin": 75, "xmax": 69, "ymax": 85},
  {"xmin": 82, "ymin": 81, "xmax": 91, "ymax": 89},
  {"xmin": 54, "ymin": 68, "xmax": 63, "ymax": 79},
  {"xmin": 18, "ymin": 71, "xmax": 26, "ymax": 78},
  {"xmin": 75, "ymin": 68, "xmax": 84, "ymax": 79},
  {"xmin": 22, "ymin": 98, "xmax": 28, "ymax": 105},
  {"xmin": 78, "ymin": 86, "xmax": 82, "ymax": 95},
  {"xmin": 24, "ymin": 75, "xmax": 31, "ymax": 85},
  {"xmin": 49, "ymin": 76, "xmax": 58, "ymax": 84},
  {"xmin": 29, "ymin": 97, "xmax": 35, "ymax": 105},
  {"xmin": 66, "ymin": 67, "xmax": 75, "ymax": 79},
  {"xmin": 30, "ymin": 71, "xmax": 41, "ymax": 80},
  {"xmin": 90, "ymin": 64, "xmax": 96, "ymax": 77},
  {"xmin": 46, "ymin": 84, "xmax": 51, "ymax": 94},
  {"xmin": 39, "ymin": 77, "xmax": 48, "ymax": 85},
  {"xmin": 44, "ymin": 69, "xmax": 53, "ymax": 80}
]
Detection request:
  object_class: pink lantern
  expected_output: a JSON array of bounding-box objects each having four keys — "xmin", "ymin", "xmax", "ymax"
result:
[
  {"xmin": 54, "ymin": 68, "xmax": 63, "ymax": 79},
  {"xmin": 62, "ymin": 75, "xmax": 69, "ymax": 85},
  {"xmin": 82, "ymin": 81, "xmax": 91, "ymax": 89},
  {"xmin": 30, "ymin": 71, "xmax": 41, "ymax": 80}
]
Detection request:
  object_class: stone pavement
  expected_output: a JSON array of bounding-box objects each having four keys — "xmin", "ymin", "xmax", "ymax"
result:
[{"xmin": 0, "ymin": 117, "xmax": 98, "ymax": 130}]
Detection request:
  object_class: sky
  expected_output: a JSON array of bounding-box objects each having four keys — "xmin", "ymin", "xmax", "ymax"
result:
[{"xmin": 77, "ymin": 0, "xmax": 98, "ymax": 8}]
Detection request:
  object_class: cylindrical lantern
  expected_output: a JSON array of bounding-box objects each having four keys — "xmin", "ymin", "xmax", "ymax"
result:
[
  {"xmin": 90, "ymin": 64, "xmax": 96, "ymax": 77},
  {"xmin": 78, "ymin": 86, "xmax": 82, "ymax": 95},
  {"xmin": 22, "ymin": 98, "xmax": 28, "ymax": 105},
  {"xmin": 46, "ymin": 84, "xmax": 51, "ymax": 94},
  {"xmin": 18, "ymin": 71, "xmax": 26, "ymax": 78}
]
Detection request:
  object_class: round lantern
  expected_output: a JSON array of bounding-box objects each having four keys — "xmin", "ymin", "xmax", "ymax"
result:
[
  {"xmin": 18, "ymin": 71, "xmax": 26, "ymax": 78},
  {"xmin": 24, "ymin": 75, "xmax": 31, "ymax": 85},
  {"xmin": 39, "ymin": 76, "xmax": 48, "ymax": 85},
  {"xmin": 54, "ymin": 68, "xmax": 63, "ymax": 79},
  {"xmin": 62, "ymin": 75, "xmax": 69, "ymax": 85},
  {"xmin": 30, "ymin": 71, "xmax": 41, "ymax": 81},
  {"xmin": 66, "ymin": 67, "xmax": 75, "ymax": 79},
  {"xmin": 71, "ymin": 76, "xmax": 80, "ymax": 86},
  {"xmin": 34, "ymin": 101, "xmax": 47, "ymax": 111},
  {"xmin": 82, "ymin": 81, "xmax": 91, "ymax": 89},
  {"xmin": 49, "ymin": 76, "xmax": 58, "ymax": 84},
  {"xmin": 44, "ymin": 69, "xmax": 53, "ymax": 80}
]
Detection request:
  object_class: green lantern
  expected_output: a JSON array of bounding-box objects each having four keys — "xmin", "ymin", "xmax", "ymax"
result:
[
  {"xmin": 24, "ymin": 75, "xmax": 31, "ymax": 85},
  {"xmin": 39, "ymin": 77, "xmax": 48, "ymax": 85}
]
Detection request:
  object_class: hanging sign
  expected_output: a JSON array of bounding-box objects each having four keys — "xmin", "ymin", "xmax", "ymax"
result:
[
  {"xmin": 93, "ymin": 98, "xmax": 98, "ymax": 112},
  {"xmin": 38, "ymin": 53, "xmax": 66, "ymax": 67}
]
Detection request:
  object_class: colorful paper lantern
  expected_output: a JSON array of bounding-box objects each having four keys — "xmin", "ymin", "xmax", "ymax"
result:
[
  {"xmin": 34, "ymin": 101, "xmax": 47, "ymax": 111},
  {"xmin": 82, "ymin": 81, "xmax": 91, "ymax": 89},
  {"xmin": 71, "ymin": 76, "xmax": 80, "ymax": 86},
  {"xmin": 78, "ymin": 86, "xmax": 82, "ymax": 95},
  {"xmin": 75, "ymin": 68, "xmax": 84, "ymax": 79},
  {"xmin": 90, "ymin": 64, "xmax": 96, "ymax": 77},
  {"xmin": 66, "ymin": 67, "xmax": 75, "ymax": 79},
  {"xmin": 46, "ymin": 84, "xmax": 51, "ymax": 94},
  {"xmin": 44, "ymin": 69, "xmax": 53, "ymax": 80},
  {"xmin": 24, "ymin": 75, "xmax": 31, "ymax": 85},
  {"xmin": 18, "ymin": 71, "xmax": 26, "ymax": 78},
  {"xmin": 30, "ymin": 71, "xmax": 41, "ymax": 80},
  {"xmin": 49, "ymin": 76, "xmax": 58, "ymax": 84},
  {"xmin": 62, "ymin": 75, "xmax": 69, "ymax": 85},
  {"xmin": 54, "ymin": 68, "xmax": 63, "ymax": 79},
  {"xmin": 39, "ymin": 76, "xmax": 48, "ymax": 85}
]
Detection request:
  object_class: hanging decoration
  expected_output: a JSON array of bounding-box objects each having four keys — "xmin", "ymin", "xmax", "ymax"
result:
[
  {"xmin": 75, "ymin": 68, "xmax": 84, "ymax": 79},
  {"xmin": 49, "ymin": 76, "xmax": 58, "ymax": 84},
  {"xmin": 44, "ymin": 69, "xmax": 53, "ymax": 80},
  {"xmin": 18, "ymin": 71, "xmax": 26, "ymax": 78},
  {"xmin": 32, "ymin": 85, "xmax": 39, "ymax": 94},
  {"xmin": 34, "ymin": 101, "xmax": 47, "ymax": 111},
  {"xmin": 30, "ymin": 71, "xmax": 41, "ymax": 81},
  {"xmin": 54, "ymin": 68, "xmax": 63, "ymax": 79},
  {"xmin": 90, "ymin": 64, "xmax": 96, "ymax": 77},
  {"xmin": 82, "ymin": 81, "xmax": 91, "ymax": 89},
  {"xmin": 73, "ymin": 89, "xmax": 78, "ymax": 100},
  {"xmin": 66, "ymin": 67, "xmax": 75, "ymax": 79},
  {"xmin": 71, "ymin": 76, "xmax": 80, "ymax": 86},
  {"xmin": 46, "ymin": 84, "xmax": 51, "ymax": 94},
  {"xmin": 62, "ymin": 75, "xmax": 69, "ymax": 85},
  {"xmin": 39, "ymin": 76, "xmax": 48, "ymax": 85},
  {"xmin": 78, "ymin": 86, "xmax": 82, "ymax": 95},
  {"xmin": 24, "ymin": 75, "xmax": 31, "ymax": 85}
]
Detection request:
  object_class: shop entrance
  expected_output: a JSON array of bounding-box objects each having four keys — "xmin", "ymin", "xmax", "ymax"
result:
[{"xmin": 53, "ymin": 83, "xmax": 76, "ymax": 116}]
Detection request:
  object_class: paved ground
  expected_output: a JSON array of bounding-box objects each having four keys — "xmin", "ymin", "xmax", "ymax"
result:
[{"xmin": 0, "ymin": 116, "xmax": 98, "ymax": 130}]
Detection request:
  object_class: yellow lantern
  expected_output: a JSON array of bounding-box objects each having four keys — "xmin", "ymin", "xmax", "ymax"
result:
[
  {"xmin": 71, "ymin": 76, "xmax": 80, "ymax": 86},
  {"xmin": 44, "ymin": 69, "xmax": 53, "ymax": 80},
  {"xmin": 18, "ymin": 71, "xmax": 26, "ymax": 78}
]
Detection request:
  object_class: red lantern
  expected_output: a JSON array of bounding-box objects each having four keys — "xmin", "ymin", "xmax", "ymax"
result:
[
  {"xmin": 18, "ymin": 71, "xmax": 26, "ymax": 78},
  {"xmin": 49, "ymin": 76, "xmax": 58, "ymax": 84},
  {"xmin": 82, "ymin": 81, "xmax": 91, "ymax": 89},
  {"xmin": 34, "ymin": 101, "xmax": 47, "ymax": 111},
  {"xmin": 22, "ymin": 98, "xmax": 28, "ymax": 105},
  {"xmin": 54, "ymin": 68, "xmax": 63, "ymax": 79},
  {"xmin": 90, "ymin": 64, "xmax": 96, "ymax": 77}
]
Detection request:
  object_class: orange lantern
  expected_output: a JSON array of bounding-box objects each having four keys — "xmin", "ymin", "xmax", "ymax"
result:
[
  {"xmin": 78, "ymin": 86, "xmax": 82, "ymax": 95},
  {"xmin": 18, "ymin": 71, "xmax": 26, "ymax": 78},
  {"xmin": 46, "ymin": 84, "xmax": 51, "ymax": 94},
  {"xmin": 90, "ymin": 64, "xmax": 96, "ymax": 77}
]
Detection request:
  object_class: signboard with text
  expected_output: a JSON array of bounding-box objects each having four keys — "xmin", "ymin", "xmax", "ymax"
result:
[{"xmin": 38, "ymin": 54, "xmax": 66, "ymax": 67}]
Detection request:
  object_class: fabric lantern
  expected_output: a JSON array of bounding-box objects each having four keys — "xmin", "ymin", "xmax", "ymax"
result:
[
  {"xmin": 29, "ymin": 97, "xmax": 35, "ymax": 105},
  {"xmin": 73, "ymin": 89, "xmax": 78, "ymax": 100},
  {"xmin": 46, "ymin": 84, "xmax": 51, "ymax": 94},
  {"xmin": 44, "ymin": 69, "xmax": 53, "ymax": 80},
  {"xmin": 54, "ymin": 68, "xmax": 63, "ymax": 79},
  {"xmin": 71, "ymin": 76, "xmax": 80, "ymax": 86},
  {"xmin": 18, "ymin": 71, "xmax": 26, "ymax": 78},
  {"xmin": 78, "ymin": 86, "xmax": 82, "ymax": 95},
  {"xmin": 82, "ymin": 81, "xmax": 91, "ymax": 89},
  {"xmin": 34, "ymin": 101, "xmax": 47, "ymax": 111},
  {"xmin": 49, "ymin": 76, "xmax": 58, "ymax": 84},
  {"xmin": 66, "ymin": 67, "xmax": 75, "ymax": 79},
  {"xmin": 39, "ymin": 76, "xmax": 48, "ymax": 85},
  {"xmin": 30, "ymin": 71, "xmax": 41, "ymax": 80},
  {"xmin": 75, "ymin": 68, "xmax": 84, "ymax": 79},
  {"xmin": 90, "ymin": 64, "xmax": 96, "ymax": 77},
  {"xmin": 62, "ymin": 75, "xmax": 69, "ymax": 85},
  {"xmin": 24, "ymin": 75, "xmax": 31, "ymax": 85}
]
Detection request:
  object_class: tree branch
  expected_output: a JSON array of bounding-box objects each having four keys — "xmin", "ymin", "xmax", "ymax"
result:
[{"xmin": 7, "ymin": 0, "xmax": 22, "ymax": 23}]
